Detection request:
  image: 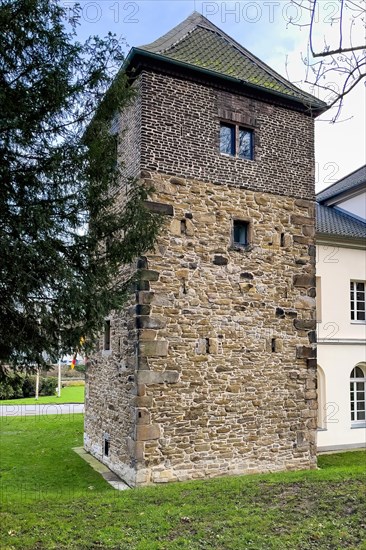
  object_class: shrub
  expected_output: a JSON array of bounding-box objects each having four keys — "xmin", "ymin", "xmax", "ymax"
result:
[
  {"xmin": 0, "ymin": 374, "xmax": 58, "ymax": 400},
  {"xmin": 22, "ymin": 376, "xmax": 36, "ymax": 398},
  {"xmin": 0, "ymin": 373, "xmax": 24, "ymax": 399},
  {"xmin": 39, "ymin": 377, "xmax": 58, "ymax": 396}
]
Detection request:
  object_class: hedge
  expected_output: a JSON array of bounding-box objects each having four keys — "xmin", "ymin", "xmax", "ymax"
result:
[{"xmin": 0, "ymin": 373, "xmax": 58, "ymax": 400}]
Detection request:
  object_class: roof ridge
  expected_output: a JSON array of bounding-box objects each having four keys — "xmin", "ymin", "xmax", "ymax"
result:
[
  {"xmin": 316, "ymin": 164, "xmax": 366, "ymax": 203},
  {"xmin": 141, "ymin": 11, "xmax": 319, "ymax": 104},
  {"xmin": 316, "ymin": 164, "xmax": 366, "ymax": 198}
]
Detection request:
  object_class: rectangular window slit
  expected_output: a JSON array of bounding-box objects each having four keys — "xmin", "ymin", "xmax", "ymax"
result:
[
  {"xmin": 271, "ymin": 338, "xmax": 276, "ymax": 353},
  {"xmin": 104, "ymin": 320, "xmax": 111, "ymax": 351},
  {"xmin": 180, "ymin": 219, "xmax": 187, "ymax": 234},
  {"xmin": 280, "ymin": 233, "xmax": 285, "ymax": 247},
  {"xmin": 104, "ymin": 437, "xmax": 110, "ymax": 457},
  {"xmin": 205, "ymin": 338, "xmax": 210, "ymax": 354}
]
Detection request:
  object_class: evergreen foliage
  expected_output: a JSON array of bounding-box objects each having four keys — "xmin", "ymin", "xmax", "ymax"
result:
[{"xmin": 0, "ymin": 0, "xmax": 163, "ymax": 371}]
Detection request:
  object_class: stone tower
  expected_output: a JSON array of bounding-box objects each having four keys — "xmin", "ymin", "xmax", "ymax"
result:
[{"xmin": 84, "ymin": 12, "xmax": 327, "ymax": 486}]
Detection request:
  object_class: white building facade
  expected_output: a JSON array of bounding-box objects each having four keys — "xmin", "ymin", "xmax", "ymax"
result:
[{"xmin": 316, "ymin": 166, "xmax": 366, "ymax": 451}]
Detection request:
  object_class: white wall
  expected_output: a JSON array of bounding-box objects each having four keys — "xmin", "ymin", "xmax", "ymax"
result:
[
  {"xmin": 317, "ymin": 245, "xmax": 366, "ymax": 341},
  {"xmin": 317, "ymin": 346, "xmax": 366, "ymax": 449},
  {"xmin": 337, "ymin": 192, "xmax": 366, "ymax": 220},
  {"xmin": 316, "ymin": 242, "xmax": 366, "ymax": 450}
]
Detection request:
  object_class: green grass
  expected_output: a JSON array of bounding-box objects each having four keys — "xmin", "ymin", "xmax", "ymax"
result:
[
  {"xmin": 0, "ymin": 385, "xmax": 84, "ymax": 405},
  {"xmin": 0, "ymin": 415, "xmax": 365, "ymax": 550}
]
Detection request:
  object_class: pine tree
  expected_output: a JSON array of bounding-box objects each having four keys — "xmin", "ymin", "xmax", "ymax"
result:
[{"xmin": 0, "ymin": 0, "xmax": 162, "ymax": 371}]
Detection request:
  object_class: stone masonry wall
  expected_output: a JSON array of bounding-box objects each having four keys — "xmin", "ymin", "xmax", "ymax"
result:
[
  {"xmin": 84, "ymin": 77, "xmax": 143, "ymax": 486},
  {"xmin": 132, "ymin": 172, "xmax": 317, "ymax": 484},
  {"xmin": 85, "ymin": 69, "xmax": 317, "ymax": 486},
  {"xmin": 140, "ymin": 70, "xmax": 315, "ymax": 200}
]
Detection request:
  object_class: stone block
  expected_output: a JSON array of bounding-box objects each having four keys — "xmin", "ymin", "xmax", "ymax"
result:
[
  {"xmin": 296, "ymin": 346, "xmax": 316, "ymax": 359},
  {"xmin": 291, "ymin": 214, "xmax": 312, "ymax": 225},
  {"xmin": 138, "ymin": 329, "xmax": 157, "ymax": 341},
  {"xmin": 136, "ymin": 370, "xmax": 179, "ymax": 385},
  {"xmin": 135, "ymin": 424, "xmax": 161, "ymax": 441},
  {"xmin": 136, "ymin": 316, "xmax": 166, "ymax": 330},
  {"xmin": 170, "ymin": 176, "xmax": 185, "ymax": 186},
  {"xmin": 137, "ymin": 291, "xmax": 154, "ymax": 305},
  {"xmin": 139, "ymin": 340, "xmax": 168, "ymax": 357},
  {"xmin": 239, "ymin": 282, "xmax": 254, "ymax": 292},
  {"xmin": 136, "ymin": 408, "xmax": 151, "ymax": 425},
  {"xmin": 293, "ymin": 275, "xmax": 315, "ymax": 288},
  {"xmin": 132, "ymin": 395, "xmax": 153, "ymax": 408},
  {"xmin": 293, "ymin": 235, "xmax": 309, "ymax": 245},
  {"xmin": 295, "ymin": 199, "xmax": 311, "ymax": 209},
  {"xmin": 136, "ymin": 305, "xmax": 151, "ymax": 316},
  {"xmin": 144, "ymin": 201, "xmax": 174, "ymax": 216},
  {"xmin": 240, "ymin": 272, "xmax": 254, "ymax": 279},
  {"xmin": 302, "ymin": 225, "xmax": 315, "ymax": 237},
  {"xmin": 138, "ymin": 269, "xmax": 160, "ymax": 281},
  {"xmin": 170, "ymin": 219, "xmax": 182, "ymax": 236},
  {"xmin": 195, "ymin": 212, "xmax": 216, "ymax": 223},
  {"xmin": 213, "ymin": 255, "xmax": 228, "ymax": 266},
  {"xmin": 185, "ymin": 219, "xmax": 195, "ymax": 236},
  {"xmin": 294, "ymin": 319, "xmax": 317, "ymax": 330}
]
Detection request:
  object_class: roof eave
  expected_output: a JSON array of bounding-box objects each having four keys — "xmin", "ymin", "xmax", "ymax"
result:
[
  {"xmin": 124, "ymin": 47, "xmax": 328, "ymax": 116},
  {"xmin": 316, "ymin": 232, "xmax": 366, "ymax": 249}
]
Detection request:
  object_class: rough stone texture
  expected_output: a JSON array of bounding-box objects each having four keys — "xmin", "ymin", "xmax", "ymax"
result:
[{"xmin": 84, "ymin": 68, "xmax": 317, "ymax": 486}]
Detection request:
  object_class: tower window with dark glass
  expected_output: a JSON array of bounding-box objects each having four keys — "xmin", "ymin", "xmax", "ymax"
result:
[{"xmin": 220, "ymin": 123, "xmax": 254, "ymax": 160}]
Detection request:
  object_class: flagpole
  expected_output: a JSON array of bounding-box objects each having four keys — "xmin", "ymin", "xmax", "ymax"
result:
[
  {"xmin": 57, "ymin": 355, "xmax": 61, "ymax": 398},
  {"xmin": 35, "ymin": 368, "xmax": 39, "ymax": 400}
]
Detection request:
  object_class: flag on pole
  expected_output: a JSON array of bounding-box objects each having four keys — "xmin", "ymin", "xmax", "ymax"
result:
[{"xmin": 70, "ymin": 351, "xmax": 77, "ymax": 369}]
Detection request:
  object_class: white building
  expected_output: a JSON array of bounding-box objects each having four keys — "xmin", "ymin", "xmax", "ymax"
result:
[{"xmin": 316, "ymin": 165, "xmax": 366, "ymax": 451}]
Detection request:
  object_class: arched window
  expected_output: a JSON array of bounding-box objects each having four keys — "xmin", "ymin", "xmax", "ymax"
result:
[{"xmin": 350, "ymin": 365, "xmax": 366, "ymax": 424}]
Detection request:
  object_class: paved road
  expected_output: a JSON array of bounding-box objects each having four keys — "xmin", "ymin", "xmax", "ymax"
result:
[{"xmin": 0, "ymin": 403, "xmax": 84, "ymax": 417}]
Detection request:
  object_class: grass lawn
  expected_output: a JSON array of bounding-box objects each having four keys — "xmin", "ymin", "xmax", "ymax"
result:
[
  {"xmin": 0, "ymin": 385, "xmax": 84, "ymax": 405},
  {"xmin": 0, "ymin": 415, "xmax": 365, "ymax": 550}
]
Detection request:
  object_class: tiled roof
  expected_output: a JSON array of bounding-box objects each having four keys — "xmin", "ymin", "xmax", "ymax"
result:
[
  {"xmin": 316, "ymin": 165, "xmax": 366, "ymax": 203},
  {"xmin": 316, "ymin": 203, "xmax": 366, "ymax": 240},
  {"xmin": 138, "ymin": 12, "xmax": 326, "ymax": 111}
]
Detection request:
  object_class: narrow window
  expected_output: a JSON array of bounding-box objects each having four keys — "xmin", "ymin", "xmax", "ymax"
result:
[
  {"xmin": 350, "ymin": 365, "xmax": 366, "ymax": 423},
  {"xmin": 280, "ymin": 233, "xmax": 285, "ymax": 247},
  {"xmin": 220, "ymin": 123, "xmax": 235, "ymax": 155},
  {"xmin": 180, "ymin": 219, "xmax": 187, "ymax": 235},
  {"xmin": 350, "ymin": 281, "xmax": 365, "ymax": 321},
  {"xmin": 205, "ymin": 338, "xmax": 210, "ymax": 354},
  {"xmin": 104, "ymin": 436, "xmax": 110, "ymax": 457},
  {"xmin": 104, "ymin": 320, "xmax": 111, "ymax": 351},
  {"xmin": 233, "ymin": 220, "xmax": 249, "ymax": 247},
  {"xmin": 271, "ymin": 338, "xmax": 276, "ymax": 353}
]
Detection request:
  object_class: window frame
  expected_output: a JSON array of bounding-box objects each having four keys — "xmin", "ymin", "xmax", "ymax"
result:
[
  {"xmin": 232, "ymin": 219, "xmax": 251, "ymax": 249},
  {"xmin": 350, "ymin": 365, "xmax": 366, "ymax": 425},
  {"xmin": 219, "ymin": 122, "xmax": 254, "ymax": 161},
  {"xmin": 350, "ymin": 280, "xmax": 366, "ymax": 323}
]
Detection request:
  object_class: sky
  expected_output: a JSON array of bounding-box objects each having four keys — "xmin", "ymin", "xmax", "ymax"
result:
[{"xmin": 69, "ymin": 0, "xmax": 366, "ymax": 192}]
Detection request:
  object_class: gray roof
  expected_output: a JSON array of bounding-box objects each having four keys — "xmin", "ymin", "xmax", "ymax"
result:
[
  {"xmin": 316, "ymin": 203, "xmax": 366, "ymax": 240},
  {"xmin": 136, "ymin": 12, "xmax": 326, "ymax": 111},
  {"xmin": 316, "ymin": 165, "xmax": 366, "ymax": 203}
]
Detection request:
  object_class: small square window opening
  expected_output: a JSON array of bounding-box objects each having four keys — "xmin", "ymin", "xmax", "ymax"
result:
[{"xmin": 233, "ymin": 220, "xmax": 249, "ymax": 247}]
